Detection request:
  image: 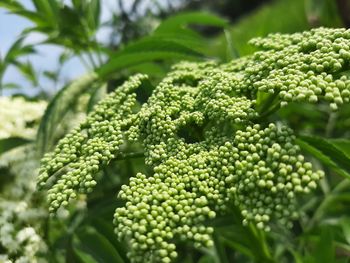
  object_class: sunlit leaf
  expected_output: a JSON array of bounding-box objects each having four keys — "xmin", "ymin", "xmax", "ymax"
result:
[
  {"xmin": 98, "ymin": 50, "xmax": 201, "ymax": 78},
  {"xmin": 154, "ymin": 11, "xmax": 228, "ymax": 35}
]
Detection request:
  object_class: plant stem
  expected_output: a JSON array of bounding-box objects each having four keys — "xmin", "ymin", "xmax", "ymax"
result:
[
  {"xmin": 116, "ymin": 151, "xmax": 144, "ymax": 161},
  {"xmin": 78, "ymin": 55, "xmax": 92, "ymax": 70},
  {"xmin": 224, "ymin": 29, "xmax": 239, "ymax": 61}
]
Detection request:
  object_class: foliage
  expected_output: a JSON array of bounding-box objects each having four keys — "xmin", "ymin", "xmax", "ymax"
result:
[
  {"xmin": 2, "ymin": 1, "xmax": 350, "ymax": 263},
  {"xmin": 38, "ymin": 28, "xmax": 350, "ymax": 262}
]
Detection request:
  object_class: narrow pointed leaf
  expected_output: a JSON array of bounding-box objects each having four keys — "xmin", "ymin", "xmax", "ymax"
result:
[
  {"xmin": 0, "ymin": 137, "xmax": 31, "ymax": 155},
  {"xmin": 296, "ymin": 135, "xmax": 350, "ymax": 180}
]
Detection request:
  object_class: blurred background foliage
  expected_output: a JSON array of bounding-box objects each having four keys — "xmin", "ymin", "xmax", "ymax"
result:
[{"xmin": 1, "ymin": 0, "xmax": 350, "ymax": 262}]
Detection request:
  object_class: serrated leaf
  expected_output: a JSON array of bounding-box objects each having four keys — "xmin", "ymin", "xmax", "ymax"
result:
[
  {"xmin": 37, "ymin": 73, "xmax": 97, "ymax": 155},
  {"xmin": 118, "ymin": 37, "xmax": 203, "ymax": 56},
  {"xmin": 97, "ymin": 50, "xmax": 201, "ymax": 78},
  {"xmin": 296, "ymin": 135, "xmax": 350, "ymax": 180},
  {"xmin": 0, "ymin": 137, "xmax": 31, "ymax": 155}
]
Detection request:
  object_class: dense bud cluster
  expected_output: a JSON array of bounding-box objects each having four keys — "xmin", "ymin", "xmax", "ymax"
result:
[
  {"xmin": 245, "ymin": 27, "xmax": 350, "ymax": 109},
  {"xmin": 114, "ymin": 61, "xmax": 324, "ymax": 261},
  {"xmin": 38, "ymin": 28, "xmax": 350, "ymax": 262},
  {"xmin": 37, "ymin": 74, "xmax": 148, "ymax": 212}
]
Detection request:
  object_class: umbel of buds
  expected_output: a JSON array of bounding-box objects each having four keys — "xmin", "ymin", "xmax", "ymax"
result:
[{"xmin": 38, "ymin": 27, "xmax": 350, "ymax": 263}]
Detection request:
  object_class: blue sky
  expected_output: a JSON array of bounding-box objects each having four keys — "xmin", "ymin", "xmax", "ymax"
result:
[
  {"xmin": 0, "ymin": 0, "xmax": 120, "ymax": 96},
  {"xmin": 0, "ymin": 0, "xmax": 181, "ymax": 96}
]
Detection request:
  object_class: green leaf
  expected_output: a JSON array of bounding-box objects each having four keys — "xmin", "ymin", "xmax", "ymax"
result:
[
  {"xmin": 296, "ymin": 135, "xmax": 350, "ymax": 180},
  {"xmin": 59, "ymin": 51, "xmax": 72, "ymax": 65},
  {"xmin": 86, "ymin": 0, "xmax": 100, "ymax": 32},
  {"xmin": 97, "ymin": 50, "xmax": 201, "ymax": 78},
  {"xmin": 2, "ymin": 83, "xmax": 21, "ymax": 89},
  {"xmin": 288, "ymin": 249, "xmax": 305, "ymax": 263},
  {"xmin": 12, "ymin": 10, "xmax": 48, "ymax": 27},
  {"xmin": 32, "ymin": 0, "xmax": 58, "ymax": 26},
  {"xmin": 154, "ymin": 11, "xmax": 228, "ymax": 35},
  {"xmin": 211, "ymin": 0, "xmax": 309, "ymax": 59},
  {"xmin": 305, "ymin": 0, "xmax": 342, "ymax": 27},
  {"xmin": 43, "ymin": 70, "xmax": 59, "ymax": 82},
  {"xmin": 126, "ymin": 62, "xmax": 167, "ymax": 77},
  {"xmin": 118, "ymin": 37, "xmax": 203, "ymax": 57},
  {"xmin": 0, "ymin": 0, "xmax": 24, "ymax": 11},
  {"xmin": 313, "ymin": 228, "xmax": 335, "ymax": 263},
  {"xmin": 0, "ymin": 137, "xmax": 31, "ymax": 155},
  {"xmin": 13, "ymin": 60, "xmax": 38, "ymax": 86},
  {"xmin": 328, "ymin": 139, "xmax": 350, "ymax": 159},
  {"xmin": 213, "ymin": 232, "xmax": 229, "ymax": 263},
  {"xmin": 36, "ymin": 73, "xmax": 97, "ymax": 155},
  {"xmin": 74, "ymin": 248, "xmax": 96, "ymax": 263},
  {"xmin": 91, "ymin": 219, "xmax": 129, "ymax": 262},
  {"xmin": 4, "ymin": 37, "xmax": 36, "ymax": 64},
  {"xmin": 73, "ymin": 226, "xmax": 125, "ymax": 263},
  {"xmin": 340, "ymin": 218, "xmax": 350, "ymax": 245}
]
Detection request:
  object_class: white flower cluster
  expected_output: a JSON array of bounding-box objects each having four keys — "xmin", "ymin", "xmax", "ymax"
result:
[
  {"xmin": 0, "ymin": 97, "xmax": 47, "ymax": 139},
  {"xmin": 0, "ymin": 145, "xmax": 47, "ymax": 263},
  {"xmin": 0, "ymin": 93, "xmax": 90, "ymax": 262}
]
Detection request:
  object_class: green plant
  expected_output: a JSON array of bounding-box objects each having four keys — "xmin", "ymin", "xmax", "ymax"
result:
[{"xmin": 37, "ymin": 27, "xmax": 350, "ymax": 262}]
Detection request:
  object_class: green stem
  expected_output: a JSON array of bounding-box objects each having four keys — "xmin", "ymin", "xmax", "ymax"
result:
[
  {"xmin": 0, "ymin": 71, "xmax": 4, "ymax": 96},
  {"xmin": 78, "ymin": 55, "xmax": 92, "ymax": 70},
  {"xmin": 224, "ymin": 29, "xmax": 239, "ymax": 61},
  {"xmin": 92, "ymin": 38, "xmax": 104, "ymax": 65},
  {"xmin": 325, "ymin": 111, "xmax": 338, "ymax": 137},
  {"xmin": 116, "ymin": 151, "xmax": 144, "ymax": 161},
  {"xmin": 86, "ymin": 51, "xmax": 98, "ymax": 69}
]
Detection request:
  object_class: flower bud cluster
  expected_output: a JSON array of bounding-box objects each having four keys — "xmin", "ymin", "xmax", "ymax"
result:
[
  {"xmin": 245, "ymin": 27, "xmax": 350, "ymax": 109},
  {"xmin": 115, "ymin": 122, "xmax": 323, "ymax": 262},
  {"xmin": 38, "ymin": 28, "xmax": 350, "ymax": 263},
  {"xmin": 115, "ymin": 58, "xmax": 323, "ymax": 261},
  {"xmin": 37, "ymin": 74, "xmax": 148, "ymax": 212}
]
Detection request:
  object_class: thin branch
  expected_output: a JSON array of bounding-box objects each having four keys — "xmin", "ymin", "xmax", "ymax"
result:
[{"xmin": 116, "ymin": 151, "xmax": 144, "ymax": 161}]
